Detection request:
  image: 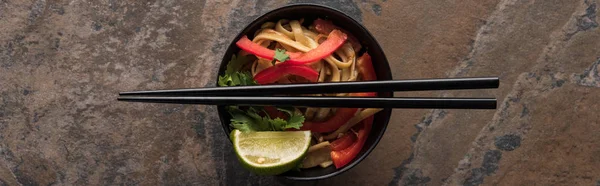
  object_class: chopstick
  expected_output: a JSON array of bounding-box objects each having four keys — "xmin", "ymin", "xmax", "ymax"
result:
[
  {"xmin": 117, "ymin": 96, "xmax": 497, "ymax": 109},
  {"xmin": 118, "ymin": 77, "xmax": 499, "ymax": 109},
  {"xmin": 119, "ymin": 77, "xmax": 499, "ymax": 96}
]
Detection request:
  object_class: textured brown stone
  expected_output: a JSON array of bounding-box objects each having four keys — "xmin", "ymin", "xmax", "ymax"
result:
[{"xmin": 1, "ymin": 0, "xmax": 599, "ymax": 185}]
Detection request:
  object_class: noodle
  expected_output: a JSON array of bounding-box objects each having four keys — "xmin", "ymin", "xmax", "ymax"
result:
[
  {"xmin": 302, "ymin": 27, "xmax": 318, "ymax": 39},
  {"xmin": 276, "ymin": 19, "xmax": 294, "ymax": 38},
  {"xmin": 314, "ymin": 108, "xmax": 331, "ymax": 121},
  {"xmin": 262, "ymin": 22, "xmax": 275, "ymax": 29},
  {"xmin": 290, "ymin": 20, "xmax": 310, "ymax": 47}
]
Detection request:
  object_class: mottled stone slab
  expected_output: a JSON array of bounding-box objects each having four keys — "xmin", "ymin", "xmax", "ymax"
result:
[{"xmin": 1, "ymin": 0, "xmax": 599, "ymax": 186}]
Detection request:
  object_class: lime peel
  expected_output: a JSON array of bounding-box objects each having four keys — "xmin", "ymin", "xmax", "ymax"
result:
[{"xmin": 231, "ymin": 130, "xmax": 311, "ymax": 175}]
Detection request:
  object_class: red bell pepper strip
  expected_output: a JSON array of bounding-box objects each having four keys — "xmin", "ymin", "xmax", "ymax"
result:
[
  {"xmin": 330, "ymin": 132, "xmax": 357, "ymax": 151},
  {"xmin": 299, "ymin": 108, "xmax": 358, "ymax": 133},
  {"xmin": 330, "ymin": 116, "xmax": 374, "ymax": 168},
  {"xmin": 236, "ymin": 30, "xmax": 347, "ymax": 65},
  {"xmin": 253, "ymin": 65, "xmax": 319, "ymax": 84},
  {"xmin": 236, "ymin": 36, "xmax": 303, "ymax": 60},
  {"xmin": 329, "ymin": 87, "xmax": 378, "ymax": 168},
  {"xmin": 281, "ymin": 30, "xmax": 347, "ymax": 65},
  {"xmin": 357, "ymin": 53, "xmax": 377, "ymax": 81},
  {"xmin": 355, "ymin": 53, "xmax": 378, "ymax": 96},
  {"xmin": 313, "ymin": 18, "xmax": 362, "ymax": 51},
  {"xmin": 350, "ymin": 92, "xmax": 376, "ymax": 97}
]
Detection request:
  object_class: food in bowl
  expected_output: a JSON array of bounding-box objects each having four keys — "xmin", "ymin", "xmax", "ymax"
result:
[{"xmin": 218, "ymin": 18, "xmax": 382, "ymax": 175}]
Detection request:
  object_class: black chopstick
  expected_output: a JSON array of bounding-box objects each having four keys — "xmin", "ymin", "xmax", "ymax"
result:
[
  {"xmin": 119, "ymin": 77, "xmax": 499, "ymax": 96},
  {"xmin": 117, "ymin": 96, "xmax": 497, "ymax": 109}
]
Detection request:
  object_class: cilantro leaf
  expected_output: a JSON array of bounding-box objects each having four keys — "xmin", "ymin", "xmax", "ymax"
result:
[
  {"xmin": 218, "ymin": 54, "xmax": 257, "ymax": 87},
  {"xmin": 228, "ymin": 107, "xmax": 269, "ymax": 131},
  {"xmin": 218, "ymin": 75, "xmax": 232, "ymax": 87},
  {"xmin": 276, "ymin": 107, "xmax": 295, "ymax": 116},
  {"xmin": 269, "ymin": 118, "xmax": 288, "ymax": 131},
  {"xmin": 285, "ymin": 114, "xmax": 305, "ymax": 130},
  {"xmin": 225, "ymin": 54, "xmax": 249, "ymax": 74},
  {"xmin": 237, "ymin": 72, "xmax": 256, "ymax": 86},
  {"xmin": 276, "ymin": 107, "xmax": 305, "ymax": 130},
  {"xmin": 231, "ymin": 121, "xmax": 252, "ymax": 132},
  {"xmin": 245, "ymin": 107, "xmax": 264, "ymax": 120},
  {"xmin": 274, "ymin": 49, "xmax": 290, "ymax": 62},
  {"xmin": 222, "ymin": 52, "xmax": 305, "ymax": 131},
  {"xmin": 218, "ymin": 72, "xmax": 257, "ymax": 87},
  {"xmin": 228, "ymin": 106, "xmax": 305, "ymax": 132},
  {"xmin": 228, "ymin": 108, "xmax": 257, "ymax": 132}
]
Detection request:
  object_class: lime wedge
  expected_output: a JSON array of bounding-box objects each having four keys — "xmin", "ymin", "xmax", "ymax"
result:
[{"xmin": 231, "ymin": 129, "xmax": 312, "ymax": 175}]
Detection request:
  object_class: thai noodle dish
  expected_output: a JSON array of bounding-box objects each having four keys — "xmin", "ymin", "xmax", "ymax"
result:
[{"xmin": 218, "ymin": 18, "xmax": 382, "ymax": 175}]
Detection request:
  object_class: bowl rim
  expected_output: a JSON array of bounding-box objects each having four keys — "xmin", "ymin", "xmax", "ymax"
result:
[{"xmin": 215, "ymin": 3, "xmax": 393, "ymax": 181}]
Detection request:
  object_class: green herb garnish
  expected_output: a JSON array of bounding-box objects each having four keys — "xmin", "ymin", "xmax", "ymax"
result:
[
  {"xmin": 272, "ymin": 48, "xmax": 290, "ymax": 65},
  {"xmin": 228, "ymin": 106, "xmax": 305, "ymax": 132},
  {"xmin": 274, "ymin": 48, "xmax": 290, "ymax": 62},
  {"xmin": 218, "ymin": 54, "xmax": 257, "ymax": 87},
  {"xmin": 220, "ymin": 53, "xmax": 304, "ymax": 132}
]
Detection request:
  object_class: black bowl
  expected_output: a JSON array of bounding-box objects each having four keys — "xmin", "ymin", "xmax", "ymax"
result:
[{"xmin": 216, "ymin": 4, "xmax": 393, "ymax": 181}]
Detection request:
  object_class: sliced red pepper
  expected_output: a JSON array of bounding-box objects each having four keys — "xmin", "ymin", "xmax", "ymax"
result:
[
  {"xmin": 357, "ymin": 53, "xmax": 377, "ymax": 81},
  {"xmin": 330, "ymin": 116, "xmax": 374, "ymax": 168},
  {"xmin": 236, "ymin": 30, "xmax": 347, "ymax": 65},
  {"xmin": 329, "ymin": 87, "xmax": 377, "ymax": 168},
  {"xmin": 330, "ymin": 132, "xmax": 357, "ymax": 151},
  {"xmin": 350, "ymin": 92, "xmax": 377, "ymax": 97},
  {"xmin": 299, "ymin": 108, "xmax": 358, "ymax": 133},
  {"xmin": 253, "ymin": 65, "xmax": 319, "ymax": 84},
  {"xmin": 281, "ymin": 30, "xmax": 347, "ymax": 65},
  {"xmin": 236, "ymin": 36, "xmax": 303, "ymax": 60},
  {"xmin": 313, "ymin": 18, "xmax": 362, "ymax": 51},
  {"xmin": 355, "ymin": 53, "xmax": 378, "ymax": 96}
]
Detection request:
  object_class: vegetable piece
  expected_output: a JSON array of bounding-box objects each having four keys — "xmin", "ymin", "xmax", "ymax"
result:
[
  {"xmin": 300, "ymin": 141, "xmax": 332, "ymax": 169},
  {"xmin": 274, "ymin": 48, "xmax": 290, "ymax": 62},
  {"xmin": 328, "ymin": 67, "xmax": 379, "ymax": 168},
  {"xmin": 332, "ymin": 137, "xmax": 353, "ymax": 151},
  {"xmin": 323, "ymin": 108, "xmax": 382, "ymax": 140},
  {"xmin": 253, "ymin": 65, "xmax": 319, "ymax": 84},
  {"xmin": 319, "ymin": 161, "xmax": 333, "ymax": 168},
  {"xmin": 276, "ymin": 107, "xmax": 305, "ymax": 130},
  {"xmin": 356, "ymin": 53, "xmax": 377, "ymax": 81},
  {"xmin": 330, "ymin": 132, "xmax": 357, "ymax": 151},
  {"xmin": 236, "ymin": 36, "xmax": 302, "ymax": 60},
  {"xmin": 218, "ymin": 54, "xmax": 258, "ymax": 87},
  {"xmin": 229, "ymin": 107, "xmax": 270, "ymax": 132},
  {"xmin": 228, "ymin": 106, "xmax": 304, "ymax": 132},
  {"xmin": 322, "ymin": 92, "xmax": 378, "ymax": 140},
  {"xmin": 330, "ymin": 116, "xmax": 373, "ymax": 168},
  {"xmin": 269, "ymin": 118, "xmax": 289, "ymax": 130},
  {"xmin": 225, "ymin": 54, "xmax": 249, "ymax": 74},
  {"xmin": 299, "ymin": 108, "xmax": 358, "ymax": 133},
  {"xmin": 313, "ymin": 18, "xmax": 362, "ymax": 51},
  {"xmin": 280, "ymin": 30, "xmax": 347, "ymax": 65},
  {"xmin": 307, "ymin": 141, "xmax": 332, "ymax": 153},
  {"xmin": 218, "ymin": 71, "xmax": 257, "ymax": 87},
  {"xmin": 353, "ymin": 53, "xmax": 377, "ymax": 96},
  {"xmin": 236, "ymin": 30, "xmax": 347, "ymax": 65}
]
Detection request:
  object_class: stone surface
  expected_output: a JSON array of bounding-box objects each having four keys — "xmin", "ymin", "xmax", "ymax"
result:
[{"xmin": 1, "ymin": 0, "xmax": 599, "ymax": 185}]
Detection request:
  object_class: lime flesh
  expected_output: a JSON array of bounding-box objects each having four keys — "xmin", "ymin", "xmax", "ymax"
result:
[{"xmin": 231, "ymin": 130, "xmax": 311, "ymax": 175}]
